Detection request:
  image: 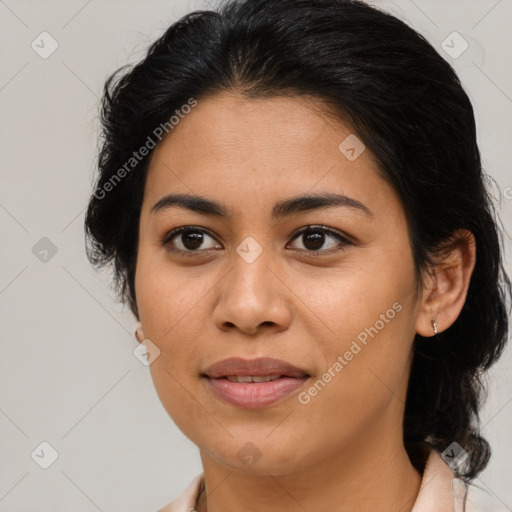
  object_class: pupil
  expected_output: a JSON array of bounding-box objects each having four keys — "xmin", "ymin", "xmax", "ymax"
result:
[
  {"xmin": 304, "ymin": 231, "xmax": 324, "ymax": 250},
  {"xmin": 183, "ymin": 232, "xmax": 203, "ymax": 250}
]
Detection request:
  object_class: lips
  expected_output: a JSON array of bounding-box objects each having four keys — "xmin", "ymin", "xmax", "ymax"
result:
[
  {"xmin": 203, "ymin": 357, "xmax": 309, "ymax": 379},
  {"xmin": 202, "ymin": 357, "xmax": 310, "ymax": 408}
]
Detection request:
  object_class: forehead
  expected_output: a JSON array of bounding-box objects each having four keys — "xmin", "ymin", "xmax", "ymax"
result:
[
  {"xmin": 142, "ymin": 92, "xmax": 399, "ymax": 220},
  {"xmin": 150, "ymin": 92, "xmax": 350, "ymax": 166}
]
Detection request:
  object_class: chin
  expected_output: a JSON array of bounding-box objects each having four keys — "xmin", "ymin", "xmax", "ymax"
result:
[{"xmin": 200, "ymin": 433, "xmax": 311, "ymax": 476}]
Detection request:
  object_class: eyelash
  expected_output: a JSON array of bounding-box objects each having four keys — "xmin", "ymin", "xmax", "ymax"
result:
[{"xmin": 160, "ymin": 225, "xmax": 352, "ymax": 257}]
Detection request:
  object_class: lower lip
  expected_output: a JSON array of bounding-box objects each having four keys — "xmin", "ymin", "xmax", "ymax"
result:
[{"xmin": 204, "ymin": 376, "xmax": 309, "ymax": 408}]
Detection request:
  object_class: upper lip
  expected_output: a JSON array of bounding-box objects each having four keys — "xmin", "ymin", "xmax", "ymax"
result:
[{"xmin": 203, "ymin": 357, "xmax": 310, "ymax": 379}]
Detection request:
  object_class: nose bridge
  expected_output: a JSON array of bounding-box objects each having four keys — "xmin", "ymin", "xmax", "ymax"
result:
[
  {"xmin": 213, "ymin": 234, "xmax": 291, "ymax": 334},
  {"xmin": 235, "ymin": 234, "xmax": 266, "ymax": 266},
  {"xmin": 229, "ymin": 234, "xmax": 273, "ymax": 301}
]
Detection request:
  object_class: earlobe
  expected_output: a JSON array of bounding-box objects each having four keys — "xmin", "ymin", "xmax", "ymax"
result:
[
  {"xmin": 415, "ymin": 230, "xmax": 476, "ymax": 338},
  {"xmin": 135, "ymin": 321, "xmax": 145, "ymax": 343}
]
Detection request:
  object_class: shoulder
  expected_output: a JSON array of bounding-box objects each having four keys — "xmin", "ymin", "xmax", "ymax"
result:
[{"xmin": 157, "ymin": 473, "xmax": 204, "ymax": 512}]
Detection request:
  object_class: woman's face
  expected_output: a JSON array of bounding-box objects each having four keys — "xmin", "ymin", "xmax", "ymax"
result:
[{"xmin": 135, "ymin": 92, "xmax": 422, "ymax": 474}]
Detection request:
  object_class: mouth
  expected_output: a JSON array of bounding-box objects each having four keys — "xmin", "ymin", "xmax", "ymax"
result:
[
  {"xmin": 223, "ymin": 374, "xmax": 285, "ymax": 382},
  {"xmin": 201, "ymin": 357, "xmax": 311, "ymax": 409}
]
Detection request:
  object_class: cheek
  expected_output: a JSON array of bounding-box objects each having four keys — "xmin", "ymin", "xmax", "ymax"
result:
[
  {"xmin": 295, "ymin": 304, "xmax": 414, "ymax": 452},
  {"xmin": 293, "ymin": 252, "xmax": 412, "ymax": 347},
  {"xmin": 134, "ymin": 251, "xmax": 209, "ymax": 383},
  {"xmin": 299, "ymin": 248, "xmax": 416, "ymax": 411},
  {"xmin": 148, "ymin": 359, "xmax": 211, "ymax": 446},
  {"xmin": 136, "ymin": 264, "xmax": 208, "ymax": 436},
  {"xmin": 135, "ymin": 247, "xmax": 199, "ymax": 336}
]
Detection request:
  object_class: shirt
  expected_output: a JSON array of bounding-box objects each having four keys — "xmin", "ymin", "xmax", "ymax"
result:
[{"xmin": 156, "ymin": 448, "xmax": 498, "ymax": 511}]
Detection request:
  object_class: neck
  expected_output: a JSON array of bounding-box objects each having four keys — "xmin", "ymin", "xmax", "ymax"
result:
[{"xmin": 196, "ymin": 425, "xmax": 423, "ymax": 512}]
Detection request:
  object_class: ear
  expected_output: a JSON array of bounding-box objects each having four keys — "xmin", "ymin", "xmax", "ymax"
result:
[
  {"xmin": 135, "ymin": 321, "xmax": 145, "ymax": 343},
  {"xmin": 415, "ymin": 229, "xmax": 476, "ymax": 337}
]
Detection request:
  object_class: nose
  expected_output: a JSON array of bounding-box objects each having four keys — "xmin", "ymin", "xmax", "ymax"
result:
[{"xmin": 212, "ymin": 248, "xmax": 292, "ymax": 336}]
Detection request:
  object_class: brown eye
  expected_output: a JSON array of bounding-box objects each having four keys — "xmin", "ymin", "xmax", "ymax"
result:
[
  {"xmin": 162, "ymin": 227, "xmax": 221, "ymax": 254},
  {"xmin": 288, "ymin": 226, "xmax": 351, "ymax": 254}
]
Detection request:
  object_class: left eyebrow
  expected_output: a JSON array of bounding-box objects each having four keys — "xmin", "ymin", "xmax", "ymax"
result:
[
  {"xmin": 271, "ymin": 192, "xmax": 373, "ymax": 219},
  {"xmin": 150, "ymin": 192, "xmax": 373, "ymax": 219}
]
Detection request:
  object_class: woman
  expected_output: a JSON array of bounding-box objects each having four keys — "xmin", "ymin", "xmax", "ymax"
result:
[{"xmin": 84, "ymin": 0, "xmax": 511, "ymax": 510}]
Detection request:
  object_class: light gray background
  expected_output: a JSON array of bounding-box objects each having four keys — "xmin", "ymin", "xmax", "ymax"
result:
[{"xmin": 1, "ymin": 1, "xmax": 511, "ymax": 511}]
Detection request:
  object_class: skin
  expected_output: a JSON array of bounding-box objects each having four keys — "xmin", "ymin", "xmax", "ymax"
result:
[{"xmin": 134, "ymin": 91, "xmax": 476, "ymax": 512}]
